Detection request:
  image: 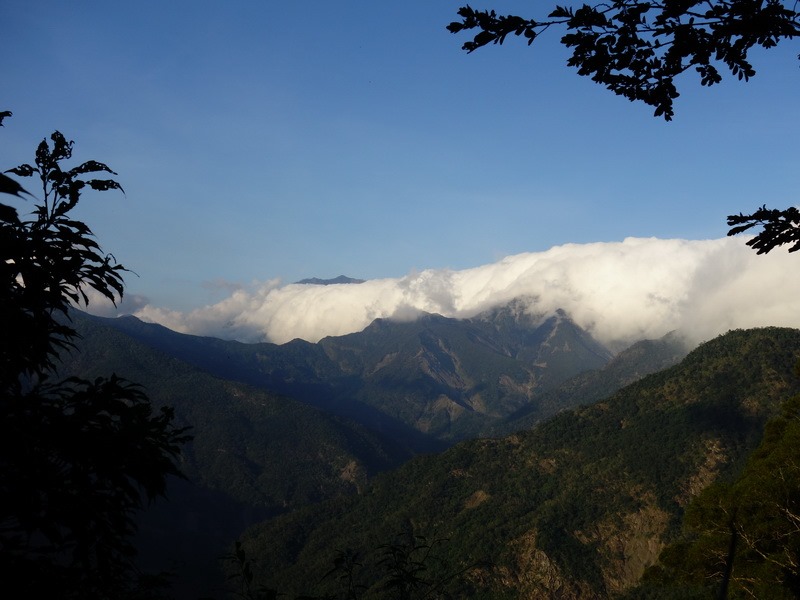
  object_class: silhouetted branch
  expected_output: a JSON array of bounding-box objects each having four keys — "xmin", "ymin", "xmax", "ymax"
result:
[{"xmin": 727, "ymin": 206, "xmax": 800, "ymax": 254}]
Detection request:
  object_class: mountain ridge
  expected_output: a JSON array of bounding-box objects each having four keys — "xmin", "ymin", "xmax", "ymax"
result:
[
  {"xmin": 92, "ymin": 302, "xmax": 620, "ymax": 442},
  {"xmin": 61, "ymin": 302, "xmax": 700, "ymax": 598},
  {"xmin": 59, "ymin": 311, "xmax": 412, "ymax": 598},
  {"xmin": 237, "ymin": 326, "xmax": 800, "ymax": 598},
  {"xmin": 295, "ymin": 275, "xmax": 365, "ymax": 285}
]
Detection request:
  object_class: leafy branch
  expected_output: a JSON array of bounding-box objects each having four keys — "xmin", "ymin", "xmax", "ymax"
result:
[
  {"xmin": 727, "ymin": 206, "xmax": 800, "ymax": 253},
  {"xmin": 1, "ymin": 130, "xmax": 128, "ymax": 381},
  {"xmin": 448, "ymin": 1, "xmax": 800, "ymax": 120}
]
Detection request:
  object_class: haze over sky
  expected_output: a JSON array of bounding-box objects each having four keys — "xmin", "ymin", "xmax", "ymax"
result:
[{"xmin": 2, "ymin": 2, "xmax": 799, "ymax": 347}]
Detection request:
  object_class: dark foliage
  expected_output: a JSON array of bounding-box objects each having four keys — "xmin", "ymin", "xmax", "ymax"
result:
[
  {"xmin": 727, "ymin": 205, "xmax": 800, "ymax": 254},
  {"xmin": 0, "ymin": 114, "xmax": 190, "ymax": 598},
  {"xmin": 448, "ymin": 1, "xmax": 799, "ymax": 121},
  {"xmin": 225, "ymin": 533, "xmax": 471, "ymax": 600},
  {"xmin": 1, "ymin": 127, "xmax": 125, "ymax": 382},
  {"xmin": 448, "ymin": 2, "xmax": 800, "ymax": 255}
]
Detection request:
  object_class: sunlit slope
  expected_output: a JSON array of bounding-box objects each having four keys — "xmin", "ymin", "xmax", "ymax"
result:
[{"xmin": 240, "ymin": 327, "xmax": 800, "ymax": 598}]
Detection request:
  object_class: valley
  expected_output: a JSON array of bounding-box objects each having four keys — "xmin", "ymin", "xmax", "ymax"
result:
[{"xmin": 60, "ymin": 305, "xmax": 800, "ymax": 598}]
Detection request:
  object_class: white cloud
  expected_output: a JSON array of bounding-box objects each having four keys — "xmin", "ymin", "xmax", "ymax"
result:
[
  {"xmin": 78, "ymin": 289, "xmax": 150, "ymax": 317},
  {"xmin": 113, "ymin": 237, "xmax": 800, "ymax": 349}
]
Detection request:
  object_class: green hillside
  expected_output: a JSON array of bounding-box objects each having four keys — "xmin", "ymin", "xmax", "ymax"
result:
[
  {"xmin": 59, "ymin": 312, "xmax": 411, "ymax": 598},
  {"xmin": 500, "ymin": 330, "xmax": 690, "ymax": 434},
  {"xmin": 632, "ymin": 392, "xmax": 800, "ymax": 598},
  {"xmin": 238, "ymin": 327, "xmax": 800, "ymax": 598},
  {"xmin": 64, "ymin": 312, "xmax": 408, "ymax": 507}
]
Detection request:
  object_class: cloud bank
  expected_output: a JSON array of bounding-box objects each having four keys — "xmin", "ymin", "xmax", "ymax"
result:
[{"xmin": 121, "ymin": 237, "xmax": 800, "ymax": 350}]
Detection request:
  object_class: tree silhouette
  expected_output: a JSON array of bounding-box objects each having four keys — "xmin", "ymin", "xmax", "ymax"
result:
[
  {"xmin": 448, "ymin": 1, "xmax": 800, "ymax": 254},
  {"xmin": 0, "ymin": 111, "xmax": 191, "ymax": 599}
]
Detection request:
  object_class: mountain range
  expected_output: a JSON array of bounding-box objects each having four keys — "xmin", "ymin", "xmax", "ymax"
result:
[
  {"xmin": 59, "ymin": 301, "xmax": 697, "ymax": 597},
  {"xmin": 238, "ymin": 326, "xmax": 800, "ymax": 598},
  {"xmin": 84, "ymin": 301, "xmax": 642, "ymax": 443}
]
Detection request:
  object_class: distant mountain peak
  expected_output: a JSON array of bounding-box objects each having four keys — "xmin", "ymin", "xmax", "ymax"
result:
[{"xmin": 295, "ymin": 275, "xmax": 365, "ymax": 286}]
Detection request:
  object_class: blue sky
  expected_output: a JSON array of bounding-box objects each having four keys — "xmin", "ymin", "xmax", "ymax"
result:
[{"xmin": 2, "ymin": 1, "xmax": 798, "ymax": 320}]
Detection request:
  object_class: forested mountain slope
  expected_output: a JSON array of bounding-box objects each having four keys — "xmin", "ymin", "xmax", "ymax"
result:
[
  {"xmin": 238, "ymin": 327, "xmax": 800, "ymax": 598},
  {"xmin": 631, "ymin": 391, "xmax": 800, "ymax": 598},
  {"xmin": 59, "ymin": 309, "xmax": 690, "ymax": 598},
  {"xmin": 59, "ymin": 312, "xmax": 411, "ymax": 597},
  {"xmin": 92, "ymin": 303, "xmax": 615, "ymax": 442},
  {"xmin": 499, "ymin": 330, "xmax": 689, "ymax": 435}
]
